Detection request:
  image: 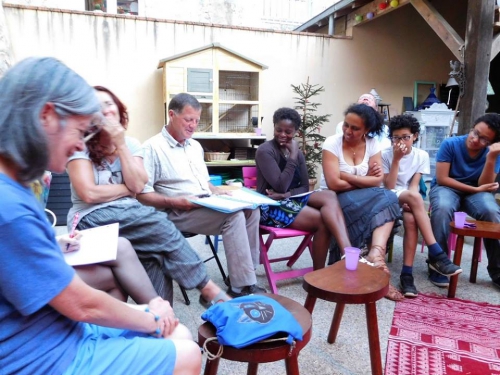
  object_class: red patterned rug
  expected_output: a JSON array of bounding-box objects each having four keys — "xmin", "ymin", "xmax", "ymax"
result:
[{"xmin": 385, "ymin": 293, "xmax": 500, "ymax": 375}]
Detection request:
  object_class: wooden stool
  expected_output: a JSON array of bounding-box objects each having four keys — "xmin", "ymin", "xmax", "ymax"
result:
[
  {"xmin": 303, "ymin": 261, "xmax": 389, "ymax": 375},
  {"xmin": 198, "ymin": 294, "xmax": 312, "ymax": 375},
  {"xmin": 378, "ymin": 103, "xmax": 391, "ymax": 120},
  {"xmin": 448, "ymin": 220, "xmax": 500, "ymax": 298}
]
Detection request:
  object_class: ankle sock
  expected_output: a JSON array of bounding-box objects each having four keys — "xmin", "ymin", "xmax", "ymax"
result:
[
  {"xmin": 401, "ymin": 265, "xmax": 413, "ymax": 275},
  {"xmin": 212, "ymin": 290, "xmax": 231, "ymax": 303},
  {"xmin": 427, "ymin": 243, "xmax": 444, "ymax": 258},
  {"xmin": 231, "ymin": 286, "xmax": 242, "ymax": 293}
]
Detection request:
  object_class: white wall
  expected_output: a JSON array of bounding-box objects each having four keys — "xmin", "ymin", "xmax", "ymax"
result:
[
  {"xmin": 4, "ymin": 0, "xmax": 84, "ymax": 10},
  {"xmin": 4, "ymin": 0, "xmax": 334, "ymax": 30},
  {"xmin": 4, "ymin": 4, "xmax": 454, "ymax": 144}
]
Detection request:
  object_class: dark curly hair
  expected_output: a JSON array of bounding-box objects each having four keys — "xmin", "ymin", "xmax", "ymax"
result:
[
  {"xmin": 388, "ymin": 114, "xmax": 421, "ymax": 143},
  {"xmin": 344, "ymin": 103, "xmax": 384, "ymax": 138},
  {"xmin": 474, "ymin": 113, "xmax": 500, "ymax": 143},
  {"xmin": 86, "ymin": 86, "xmax": 129, "ymax": 166},
  {"xmin": 272, "ymin": 107, "xmax": 301, "ymax": 130}
]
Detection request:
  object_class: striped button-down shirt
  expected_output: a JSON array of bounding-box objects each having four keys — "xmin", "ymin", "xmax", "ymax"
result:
[{"xmin": 142, "ymin": 126, "xmax": 211, "ymax": 197}]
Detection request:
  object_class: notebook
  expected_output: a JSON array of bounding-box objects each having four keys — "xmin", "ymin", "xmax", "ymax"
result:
[
  {"xmin": 63, "ymin": 223, "xmax": 119, "ymax": 266},
  {"xmin": 190, "ymin": 187, "xmax": 280, "ymax": 213}
]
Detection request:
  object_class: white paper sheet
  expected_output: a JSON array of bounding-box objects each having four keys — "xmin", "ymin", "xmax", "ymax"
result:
[{"xmin": 64, "ymin": 223, "xmax": 119, "ymax": 266}]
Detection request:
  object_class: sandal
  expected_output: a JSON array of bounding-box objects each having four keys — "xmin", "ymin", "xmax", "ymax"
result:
[
  {"xmin": 366, "ymin": 245, "xmax": 390, "ymax": 275},
  {"xmin": 385, "ymin": 284, "xmax": 405, "ymax": 302}
]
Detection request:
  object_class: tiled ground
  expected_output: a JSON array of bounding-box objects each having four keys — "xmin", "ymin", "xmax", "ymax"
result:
[
  {"xmin": 54, "ymin": 225, "xmax": 500, "ymax": 375},
  {"xmin": 174, "ymin": 234, "xmax": 500, "ymax": 375}
]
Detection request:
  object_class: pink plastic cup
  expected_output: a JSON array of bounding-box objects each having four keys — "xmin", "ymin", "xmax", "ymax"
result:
[
  {"xmin": 255, "ymin": 128, "xmax": 262, "ymax": 136},
  {"xmin": 344, "ymin": 247, "xmax": 361, "ymax": 271},
  {"xmin": 454, "ymin": 211, "xmax": 467, "ymax": 228}
]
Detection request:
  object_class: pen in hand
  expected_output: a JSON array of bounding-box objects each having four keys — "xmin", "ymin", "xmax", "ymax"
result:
[{"xmin": 67, "ymin": 212, "xmax": 79, "ymax": 250}]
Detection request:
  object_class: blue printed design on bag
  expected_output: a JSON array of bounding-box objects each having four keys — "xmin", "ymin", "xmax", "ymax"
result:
[
  {"xmin": 201, "ymin": 295, "xmax": 303, "ymax": 348},
  {"xmin": 238, "ymin": 301, "xmax": 274, "ymax": 324}
]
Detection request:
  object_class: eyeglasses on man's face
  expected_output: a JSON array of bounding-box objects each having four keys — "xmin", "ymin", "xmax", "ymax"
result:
[
  {"xmin": 469, "ymin": 128, "xmax": 492, "ymax": 146},
  {"xmin": 390, "ymin": 135, "xmax": 413, "ymax": 143}
]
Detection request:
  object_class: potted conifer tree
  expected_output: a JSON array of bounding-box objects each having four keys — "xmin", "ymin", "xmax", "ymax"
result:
[{"xmin": 291, "ymin": 78, "xmax": 329, "ymax": 190}]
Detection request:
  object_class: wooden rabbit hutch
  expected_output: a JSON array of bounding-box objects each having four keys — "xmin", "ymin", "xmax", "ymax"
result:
[{"xmin": 157, "ymin": 43, "xmax": 267, "ymax": 137}]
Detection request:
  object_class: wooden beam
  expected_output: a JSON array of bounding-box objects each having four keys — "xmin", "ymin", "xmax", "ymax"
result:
[
  {"xmin": 459, "ymin": 0, "xmax": 495, "ymax": 135},
  {"xmin": 491, "ymin": 33, "xmax": 500, "ymax": 62},
  {"xmin": 410, "ymin": 0, "xmax": 464, "ymax": 62}
]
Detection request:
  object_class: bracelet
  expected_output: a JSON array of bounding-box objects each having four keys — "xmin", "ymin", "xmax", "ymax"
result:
[{"xmin": 145, "ymin": 306, "xmax": 161, "ymax": 335}]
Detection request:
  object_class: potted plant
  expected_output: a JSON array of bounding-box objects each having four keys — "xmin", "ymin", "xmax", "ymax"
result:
[{"xmin": 291, "ymin": 78, "xmax": 329, "ymax": 190}]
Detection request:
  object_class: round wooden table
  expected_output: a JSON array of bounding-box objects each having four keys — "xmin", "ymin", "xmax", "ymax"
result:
[
  {"xmin": 448, "ymin": 220, "xmax": 500, "ymax": 298},
  {"xmin": 303, "ymin": 260, "xmax": 389, "ymax": 375},
  {"xmin": 198, "ymin": 293, "xmax": 312, "ymax": 375}
]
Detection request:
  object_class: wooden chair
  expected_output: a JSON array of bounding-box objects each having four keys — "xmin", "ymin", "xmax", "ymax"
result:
[
  {"xmin": 448, "ymin": 220, "xmax": 500, "ymax": 298},
  {"xmin": 420, "ymin": 206, "xmax": 482, "ymax": 262},
  {"xmin": 259, "ymin": 225, "xmax": 314, "ymax": 294},
  {"xmin": 303, "ymin": 261, "xmax": 389, "ymax": 375}
]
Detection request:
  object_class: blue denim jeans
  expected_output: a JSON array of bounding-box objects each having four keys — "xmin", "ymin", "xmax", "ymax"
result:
[{"xmin": 429, "ymin": 185, "xmax": 500, "ymax": 280}]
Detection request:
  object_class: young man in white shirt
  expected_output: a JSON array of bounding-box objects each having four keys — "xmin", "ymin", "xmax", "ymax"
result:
[{"xmin": 382, "ymin": 114, "xmax": 461, "ymax": 296}]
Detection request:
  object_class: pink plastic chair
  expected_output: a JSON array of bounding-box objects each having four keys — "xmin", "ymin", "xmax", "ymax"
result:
[
  {"xmin": 259, "ymin": 225, "xmax": 314, "ymax": 294},
  {"xmin": 242, "ymin": 166, "xmax": 257, "ymax": 189},
  {"xmin": 250, "ymin": 165, "xmax": 314, "ymax": 293}
]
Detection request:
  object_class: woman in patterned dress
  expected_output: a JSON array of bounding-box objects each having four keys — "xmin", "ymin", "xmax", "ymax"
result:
[{"xmin": 255, "ymin": 107, "xmax": 351, "ymax": 270}]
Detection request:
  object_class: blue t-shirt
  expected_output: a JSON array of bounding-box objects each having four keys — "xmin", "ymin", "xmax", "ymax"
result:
[
  {"xmin": 0, "ymin": 174, "xmax": 82, "ymax": 374},
  {"xmin": 431, "ymin": 135, "xmax": 500, "ymax": 188}
]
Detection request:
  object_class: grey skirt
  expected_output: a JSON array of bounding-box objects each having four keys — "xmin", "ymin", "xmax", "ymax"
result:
[{"xmin": 328, "ymin": 187, "xmax": 401, "ymax": 264}]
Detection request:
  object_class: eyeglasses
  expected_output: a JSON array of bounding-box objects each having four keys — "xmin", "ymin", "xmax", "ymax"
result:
[
  {"xmin": 173, "ymin": 111, "xmax": 200, "ymax": 125},
  {"xmin": 469, "ymin": 128, "xmax": 492, "ymax": 146},
  {"xmin": 83, "ymin": 114, "xmax": 105, "ymax": 142},
  {"xmin": 390, "ymin": 135, "xmax": 413, "ymax": 143}
]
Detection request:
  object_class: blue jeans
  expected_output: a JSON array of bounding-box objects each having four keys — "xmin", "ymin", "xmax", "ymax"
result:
[{"xmin": 429, "ymin": 185, "xmax": 500, "ymax": 280}]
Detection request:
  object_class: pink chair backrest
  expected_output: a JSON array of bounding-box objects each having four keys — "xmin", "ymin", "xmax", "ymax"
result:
[
  {"xmin": 242, "ymin": 167, "xmax": 257, "ymax": 178},
  {"xmin": 242, "ymin": 167, "xmax": 257, "ymax": 189}
]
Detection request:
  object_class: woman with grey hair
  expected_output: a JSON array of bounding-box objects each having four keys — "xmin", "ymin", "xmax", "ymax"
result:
[{"xmin": 0, "ymin": 57, "xmax": 201, "ymax": 375}]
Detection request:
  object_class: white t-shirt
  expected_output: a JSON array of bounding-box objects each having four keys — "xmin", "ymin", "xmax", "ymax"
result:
[
  {"xmin": 320, "ymin": 134, "xmax": 380, "ymax": 189},
  {"xmin": 381, "ymin": 147, "xmax": 430, "ymax": 191}
]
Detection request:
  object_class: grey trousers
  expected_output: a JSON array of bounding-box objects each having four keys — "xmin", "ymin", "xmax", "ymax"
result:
[
  {"xmin": 167, "ymin": 207, "xmax": 261, "ymax": 288},
  {"xmin": 78, "ymin": 203, "xmax": 210, "ymax": 301}
]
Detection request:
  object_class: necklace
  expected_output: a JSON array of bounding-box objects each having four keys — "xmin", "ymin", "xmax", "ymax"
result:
[{"xmin": 349, "ymin": 146, "xmax": 356, "ymax": 156}]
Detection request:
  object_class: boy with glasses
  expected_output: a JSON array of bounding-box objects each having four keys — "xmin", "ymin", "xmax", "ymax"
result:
[
  {"xmin": 429, "ymin": 113, "xmax": 500, "ymax": 289},
  {"xmin": 382, "ymin": 115, "xmax": 462, "ymax": 297}
]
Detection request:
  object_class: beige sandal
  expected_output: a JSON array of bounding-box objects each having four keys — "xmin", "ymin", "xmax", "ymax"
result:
[
  {"xmin": 366, "ymin": 245, "xmax": 390, "ymax": 275},
  {"xmin": 366, "ymin": 245, "xmax": 404, "ymax": 301},
  {"xmin": 386, "ymin": 284, "xmax": 405, "ymax": 301}
]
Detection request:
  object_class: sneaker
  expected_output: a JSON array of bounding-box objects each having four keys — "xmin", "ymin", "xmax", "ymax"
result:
[
  {"xmin": 427, "ymin": 254, "xmax": 463, "ymax": 276},
  {"xmin": 227, "ymin": 284, "xmax": 266, "ymax": 298},
  {"xmin": 400, "ymin": 274, "xmax": 418, "ymax": 298},
  {"xmin": 429, "ymin": 269, "xmax": 450, "ymax": 288},
  {"xmin": 492, "ymin": 277, "xmax": 500, "ymax": 290}
]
